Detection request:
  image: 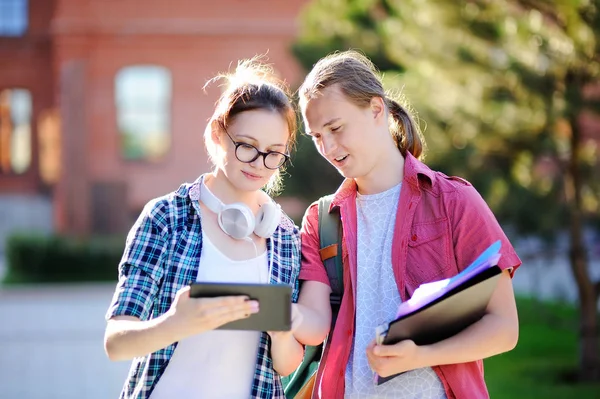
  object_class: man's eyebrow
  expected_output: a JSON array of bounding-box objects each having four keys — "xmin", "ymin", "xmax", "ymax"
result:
[
  {"xmin": 305, "ymin": 118, "xmax": 341, "ymax": 136},
  {"xmin": 323, "ymin": 118, "xmax": 341, "ymax": 128}
]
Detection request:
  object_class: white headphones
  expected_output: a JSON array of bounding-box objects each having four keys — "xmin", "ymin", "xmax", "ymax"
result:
[{"xmin": 199, "ymin": 180, "xmax": 281, "ymax": 240}]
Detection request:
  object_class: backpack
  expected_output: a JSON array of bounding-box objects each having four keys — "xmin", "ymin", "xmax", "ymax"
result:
[{"xmin": 281, "ymin": 195, "xmax": 344, "ymax": 398}]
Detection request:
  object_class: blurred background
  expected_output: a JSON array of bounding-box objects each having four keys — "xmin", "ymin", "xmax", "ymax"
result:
[{"xmin": 0, "ymin": 0, "xmax": 599, "ymax": 398}]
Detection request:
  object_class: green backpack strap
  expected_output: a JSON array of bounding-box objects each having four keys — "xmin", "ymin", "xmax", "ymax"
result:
[
  {"xmin": 282, "ymin": 196, "xmax": 344, "ymax": 398},
  {"xmin": 317, "ymin": 195, "xmax": 344, "ymax": 326}
]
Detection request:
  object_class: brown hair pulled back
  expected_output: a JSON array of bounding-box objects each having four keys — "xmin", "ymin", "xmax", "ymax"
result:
[
  {"xmin": 204, "ymin": 56, "xmax": 297, "ymax": 194},
  {"xmin": 299, "ymin": 50, "xmax": 425, "ymax": 159}
]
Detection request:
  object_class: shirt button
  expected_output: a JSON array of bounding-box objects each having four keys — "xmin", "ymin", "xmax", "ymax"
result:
[
  {"xmin": 339, "ymin": 370, "xmax": 344, "ymax": 377},
  {"xmin": 412, "ymin": 234, "xmax": 418, "ymax": 241},
  {"xmin": 347, "ymin": 330, "xmax": 352, "ymax": 336}
]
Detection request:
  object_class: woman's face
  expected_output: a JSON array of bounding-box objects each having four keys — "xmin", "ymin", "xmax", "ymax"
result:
[
  {"xmin": 302, "ymin": 85, "xmax": 386, "ymax": 180},
  {"xmin": 217, "ymin": 109, "xmax": 290, "ymax": 192}
]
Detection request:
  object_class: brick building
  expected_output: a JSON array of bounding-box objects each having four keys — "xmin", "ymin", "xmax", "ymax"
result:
[{"xmin": 0, "ymin": 0, "xmax": 308, "ymax": 240}]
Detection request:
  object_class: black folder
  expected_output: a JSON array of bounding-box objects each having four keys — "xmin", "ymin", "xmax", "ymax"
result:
[{"xmin": 375, "ymin": 241, "xmax": 503, "ymax": 385}]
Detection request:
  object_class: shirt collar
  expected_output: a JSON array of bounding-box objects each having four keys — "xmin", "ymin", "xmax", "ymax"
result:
[
  {"xmin": 328, "ymin": 151, "xmax": 435, "ymax": 212},
  {"xmin": 175, "ymin": 175, "xmax": 204, "ymax": 200}
]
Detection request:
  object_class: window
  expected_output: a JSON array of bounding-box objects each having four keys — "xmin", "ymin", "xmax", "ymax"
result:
[
  {"xmin": 38, "ymin": 109, "xmax": 61, "ymax": 184},
  {"xmin": 0, "ymin": 88, "xmax": 32, "ymax": 174},
  {"xmin": 0, "ymin": 0, "xmax": 28, "ymax": 37},
  {"xmin": 115, "ymin": 66, "xmax": 172, "ymax": 161}
]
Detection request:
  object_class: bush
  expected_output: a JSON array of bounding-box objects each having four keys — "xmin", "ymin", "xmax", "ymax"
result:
[{"xmin": 4, "ymin": 233, "xmax": 125, "ymax": 284}]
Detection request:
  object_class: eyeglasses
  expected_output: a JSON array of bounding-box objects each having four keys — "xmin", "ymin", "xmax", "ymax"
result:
[{"xmin": 224, "ymin": 130, "xmax": 290, "ymax": 170}]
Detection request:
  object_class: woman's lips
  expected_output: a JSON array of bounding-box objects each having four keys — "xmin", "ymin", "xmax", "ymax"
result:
[{"xmin": 242, "ymin": 171, "xmax": 262, "ymax": 180}]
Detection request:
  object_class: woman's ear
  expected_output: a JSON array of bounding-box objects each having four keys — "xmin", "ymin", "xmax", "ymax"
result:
[
  {"xmin": 370, "ymin": 96, "xmax": 386, "ymax": 123},
  {"xmin": 210, "ymin": 119, "xmax": 222, "ymax": 145}
]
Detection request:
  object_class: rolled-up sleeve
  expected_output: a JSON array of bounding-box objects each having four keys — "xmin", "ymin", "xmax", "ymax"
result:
[
  {"xmin": 105, "ymin": 200, "xmax": 170, "ymax": 321},
  {"xmin": 448, "ymin": 184, "xmax": 522, "ymax": 277}
]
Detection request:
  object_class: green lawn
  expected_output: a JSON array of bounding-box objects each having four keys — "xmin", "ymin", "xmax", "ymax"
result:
[{"xmin": 485, "ymin": 297, "xmax": 600, "ymax": 398}]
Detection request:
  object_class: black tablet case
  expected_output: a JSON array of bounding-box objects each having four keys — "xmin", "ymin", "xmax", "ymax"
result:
[{"xmin": 189, "ymin": 282, "xmax": 292, "ymax": 331}]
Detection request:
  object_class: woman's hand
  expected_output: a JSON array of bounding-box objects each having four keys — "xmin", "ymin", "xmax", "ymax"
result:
[
  {"xmin": 167, "ymin": 285, "xmax": 260, "ymax": 340},
  {"xmin": 105, "ymin": 285, "xmax": 259, "ymax": 361}
]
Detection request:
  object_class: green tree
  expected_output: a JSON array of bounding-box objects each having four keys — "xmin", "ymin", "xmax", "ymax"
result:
[{"xmin": 293, "ymin": 0, "xmax": 600, "ymax": 380}]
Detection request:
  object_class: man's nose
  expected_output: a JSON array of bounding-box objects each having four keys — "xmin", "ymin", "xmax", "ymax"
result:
[{"xmin": 321, "ymin": 135, "xmax": 337, "ymax": 157}]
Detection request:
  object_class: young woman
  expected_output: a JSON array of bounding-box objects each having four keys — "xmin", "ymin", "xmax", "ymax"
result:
[
  {"xmin": 293, "ymin": 51, "xmax": 522, "ymax": 398},
  {"xmin": 104, "ymin": 58, "xmax": 303, "ymax": 399}
]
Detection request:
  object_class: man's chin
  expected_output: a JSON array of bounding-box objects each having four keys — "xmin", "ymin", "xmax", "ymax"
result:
[{"xmin": 335, "ymin": 167, "xmax": 356, "ymax": 180}]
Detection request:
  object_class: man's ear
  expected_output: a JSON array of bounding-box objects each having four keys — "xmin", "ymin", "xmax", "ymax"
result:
[{"xmin": 370, "ymin": 96, "xmax": 386, "ymax": 123}]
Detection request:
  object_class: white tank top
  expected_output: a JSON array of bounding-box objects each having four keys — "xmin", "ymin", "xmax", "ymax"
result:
[{"xmin": 150, "ymin": 232, "xmax": 268, "ymax": 399}]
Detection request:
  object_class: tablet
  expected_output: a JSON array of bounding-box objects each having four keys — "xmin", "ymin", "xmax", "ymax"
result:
[{"xmin": 189, "ymin": 282, "xmax": 292, "ymax": 331}]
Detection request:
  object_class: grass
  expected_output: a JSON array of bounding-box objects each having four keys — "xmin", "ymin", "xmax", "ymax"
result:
[{"xmin": 485, "ymin": 297, "xmax": 600, "ymax": 399}]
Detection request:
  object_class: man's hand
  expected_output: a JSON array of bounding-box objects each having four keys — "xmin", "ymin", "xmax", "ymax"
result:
[
  {"xmin": 366, "ymin": 339, "xmax": 423, "ymax": 378},
  {"xmin": 268, "ymin": 303, "xmax": 303, "ymax": 340},
  {"xmin": 268, "ymin": 303, "xmax": 305, "ymax": 376}
]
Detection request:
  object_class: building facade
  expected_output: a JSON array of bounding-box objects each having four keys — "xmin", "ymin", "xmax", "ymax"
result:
[{"xmin": 0, "ymin": 0, "xmax": 308, "ymax": 239}]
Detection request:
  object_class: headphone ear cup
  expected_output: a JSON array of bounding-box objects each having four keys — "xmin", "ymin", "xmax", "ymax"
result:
[
  {"xmin": 254, "ymin": 202, "xmax": 281, "ymax": 238},
  {"xmin": 218, "ymin": 203, "xmax": 255, "ymax": 240}
]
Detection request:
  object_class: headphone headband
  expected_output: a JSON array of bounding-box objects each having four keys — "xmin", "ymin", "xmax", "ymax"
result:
[
  {"xmin": 198, "ymin": 177, "xmax": 281, "ymax": 240},
  {"xmin": 199, "ymin": 180, "xmax": 225, "ymax": 214}
]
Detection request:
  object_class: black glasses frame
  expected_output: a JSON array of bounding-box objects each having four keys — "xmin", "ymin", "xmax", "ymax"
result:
[{"xmin": 224, "ymin": 130, "xmax": 290, "ymax": 170}]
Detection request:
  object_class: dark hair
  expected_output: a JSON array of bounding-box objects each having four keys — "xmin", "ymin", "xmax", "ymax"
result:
[
  {"xmin": 299, "ymin": 50, "xmax": 425, "ymax": 159},
  {"xmin": 204, "ymin": 57, "xmax": 297, "ymax": 194}
]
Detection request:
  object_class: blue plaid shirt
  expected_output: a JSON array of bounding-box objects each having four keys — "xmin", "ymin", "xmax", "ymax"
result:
[{"xmin": 105, "ymin": 176, "xmax": 301, "ymax": 399}]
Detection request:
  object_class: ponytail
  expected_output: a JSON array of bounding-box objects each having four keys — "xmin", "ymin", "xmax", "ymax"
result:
[
  {"xmin": 298, "ymin": 50, "xmax": 426, "ymax": 160},
  {"xmin": 386, "ymin": 97, "xmax": 425, "ymax": 159}
]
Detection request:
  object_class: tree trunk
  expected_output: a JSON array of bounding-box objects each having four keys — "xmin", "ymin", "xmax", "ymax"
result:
[{"xmin": 566, "ymin": 97, "xmax": 600, "ymax": 382}]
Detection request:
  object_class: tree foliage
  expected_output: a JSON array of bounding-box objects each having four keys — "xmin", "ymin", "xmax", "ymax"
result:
[
  {"xmin": 291, "ymin": 0, "xmax": 600, "ymax": 381},
  {"xmin": 293, "ymin": 0, "xmax": 600, "ymax": 236}
]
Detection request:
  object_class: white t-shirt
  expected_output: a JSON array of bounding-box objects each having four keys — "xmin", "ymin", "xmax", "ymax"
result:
[
  {"xmin": 150, "ymin": 232, "xmax": 268, "ymax": 399},
  {"xmin": 344, "ymin": 183, "xmax": 446, "ymax": 399}
]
